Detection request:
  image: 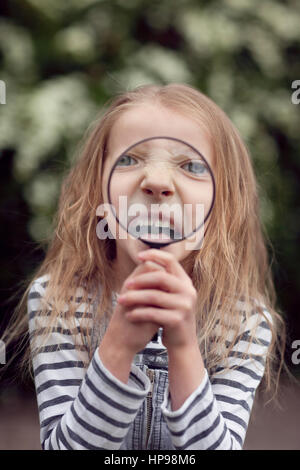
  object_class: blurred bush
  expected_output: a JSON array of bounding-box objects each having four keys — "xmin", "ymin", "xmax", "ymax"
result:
[{"xmin": 0, "ymin": 0, "xmax": 299, "ymax": 377}]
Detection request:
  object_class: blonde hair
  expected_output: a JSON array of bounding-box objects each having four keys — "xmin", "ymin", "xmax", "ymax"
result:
[{"xmin": 1, "ymin": 83, "xmax": 288, "ymax": 399}]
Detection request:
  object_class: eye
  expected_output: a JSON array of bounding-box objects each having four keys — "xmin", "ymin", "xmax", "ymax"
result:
[
  {"xmin": 115, "ymin": 154, "xmax": 138, "ymax": 167},
  {"xmin": 181, "ymin": 160, "xmax": 208, "ymax": 176}
]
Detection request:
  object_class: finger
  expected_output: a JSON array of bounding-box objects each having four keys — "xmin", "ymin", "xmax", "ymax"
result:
[
  {"xmin": 118, "ymin": 289, "xmax": 185, "ymax": 311},
  {"xmin": 133, "ymin": 260, "xmax": 166, "ymax": 276},
  {"xmin": 126, "ymin": 307, "xmax": 181, "ymax": 329},
  {"xmin": 124, "ymin": 270, "xmax": 181, "ymax": 293},
  {"xmin": 138, "ymin": 249, "xmax": 188, "ymax": 280},
  {"xmin": 121, "ymin": 260, "xmax": 166, "ymax": 295},
  {"xmin": 139, "ymin": 260, "xmax": 166, "ymax": 272}
]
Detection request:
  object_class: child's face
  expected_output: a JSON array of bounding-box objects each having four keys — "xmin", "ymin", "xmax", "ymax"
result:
[{"xmin": 102, "ymin": 102, "xmax": 214, "ymax": 276}]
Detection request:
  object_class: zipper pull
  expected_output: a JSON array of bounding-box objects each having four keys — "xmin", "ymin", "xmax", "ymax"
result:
[{"xmin": 147, "ymin": 368, "xmax": 154, "ymax": 396}]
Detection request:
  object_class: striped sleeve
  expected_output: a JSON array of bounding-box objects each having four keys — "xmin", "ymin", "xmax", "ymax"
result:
[
  {"xmin": 161, "ymin": 309, "xmax": 273, "ymax": 450},
  {"xmin": 28, "ymin": 277, "xmax": 150, "ymax": 450}
]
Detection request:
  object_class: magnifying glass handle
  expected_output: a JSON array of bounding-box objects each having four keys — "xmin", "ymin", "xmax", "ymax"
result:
[{"xmin": 146, "ymin": 243, "xmax": 163, "ymax": 343}]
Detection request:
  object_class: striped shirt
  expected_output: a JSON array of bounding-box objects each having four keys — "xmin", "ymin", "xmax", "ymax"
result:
[{"xmin": 27, "ymin": 274, "xmax": 272, "ymax": 450}]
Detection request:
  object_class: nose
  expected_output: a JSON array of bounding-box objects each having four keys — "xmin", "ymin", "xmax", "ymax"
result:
[{"xmin": 140, "ymin": 166, "xmax": 175, "ymax": 199}]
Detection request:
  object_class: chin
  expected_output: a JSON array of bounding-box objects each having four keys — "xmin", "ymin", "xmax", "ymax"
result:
[{"xmin": 118, "ymin": 235, "xmax": 192, "ymax": 267}]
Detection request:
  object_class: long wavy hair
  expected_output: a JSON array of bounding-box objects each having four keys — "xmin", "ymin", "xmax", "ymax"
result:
[{"xmin": 1, "ymin": 83, "xmax": 288, "ymax": 399}]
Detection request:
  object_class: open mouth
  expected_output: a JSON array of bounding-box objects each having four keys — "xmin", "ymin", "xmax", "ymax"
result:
[
  {"xmin": 129, "ymin": 215, "xmax": 182, "ymax": 241},
  {"xmin": 136, "ymin": 221, "xmax": 175, "ymax": 240}
]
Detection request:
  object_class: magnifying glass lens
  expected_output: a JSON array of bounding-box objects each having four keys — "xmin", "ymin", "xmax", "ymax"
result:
[{"xmin": 107, "ymin": 137, "xmax": 215, "ymax": 249}]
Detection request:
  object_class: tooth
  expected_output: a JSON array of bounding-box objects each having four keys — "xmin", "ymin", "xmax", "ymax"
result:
[{"xmin": 152, "ymin": 220, "xmax": 170, "ymax": 228}]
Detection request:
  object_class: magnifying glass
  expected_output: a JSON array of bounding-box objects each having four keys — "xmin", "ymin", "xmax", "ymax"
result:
[{"xmin": 106, "ymin": 136, "xmax": 215, "ymax": 341}]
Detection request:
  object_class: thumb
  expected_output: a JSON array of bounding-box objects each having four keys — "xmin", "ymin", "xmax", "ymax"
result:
[
  {"xmin": 138, "ymin": 260, "xmax": 166, "ymax": 273},
  {"xmin": 120, "ymin": 260, "xmax": 165, "ymax": 295}
]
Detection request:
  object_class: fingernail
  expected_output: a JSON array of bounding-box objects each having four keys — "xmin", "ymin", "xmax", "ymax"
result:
[{"xmin": 125, "ymin": 280, "xmax": 134, "ymax": 287}]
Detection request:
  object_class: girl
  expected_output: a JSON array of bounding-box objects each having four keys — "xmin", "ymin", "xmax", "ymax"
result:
[{"xmin": 3, "ymin": 83, "xmax": 286, "ymax": 450}]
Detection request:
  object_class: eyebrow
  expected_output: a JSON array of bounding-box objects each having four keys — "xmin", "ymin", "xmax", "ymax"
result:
[
  {"xmin": 172, "ymin": 151, "xmax": 206, "ymax": 161},
  {"xmin": 122, "ymin": 148, "xmax": 207, "ymax": 162}
]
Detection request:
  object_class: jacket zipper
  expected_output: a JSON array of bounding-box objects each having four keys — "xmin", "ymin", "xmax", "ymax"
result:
[{"xmin": 145, "ymin": 368, "xmax": 154, "ymax": 448}]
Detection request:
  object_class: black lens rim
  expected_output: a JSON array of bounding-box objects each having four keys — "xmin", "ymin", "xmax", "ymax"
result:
[{"xmin": 107, "ymin": 136, "xmax": 216, "ymax": 247}]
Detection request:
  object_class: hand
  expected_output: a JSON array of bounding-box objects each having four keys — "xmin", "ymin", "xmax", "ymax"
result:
[
  {"xmin": 100, "ymin": 259, "xmax": 165, "ymax": 359},
  {"xmin": 117, "ymin": 249, "xmax": 198, "ymax": 352}
]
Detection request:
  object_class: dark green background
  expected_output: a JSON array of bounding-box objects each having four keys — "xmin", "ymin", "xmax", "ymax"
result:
[{"xmin": 0, "ymin": 0, "xmax": 300, "ymax": 387}]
